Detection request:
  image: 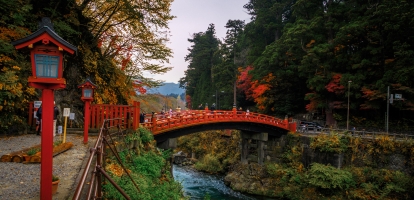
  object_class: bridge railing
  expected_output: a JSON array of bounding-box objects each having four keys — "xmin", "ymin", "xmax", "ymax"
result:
[{"xmin": 140, "ymin": 110, "xmax": 295, "ymax": 134}]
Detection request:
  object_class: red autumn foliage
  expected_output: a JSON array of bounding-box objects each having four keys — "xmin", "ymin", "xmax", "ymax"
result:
[
  {"xmin": 305, "ymin": 92, "xmax": 318, "ymax": 111},
  {"xmin": 237, "ymin": 66, "xmax": 254, "ymax": 100},
  {"xmin": 132, "ymin": 80, "xmax": 147, "ymax": 94},
  {"xmin": 251, "ymin": 83, "xmax": 270, "ymax": 100},
  {"xmin": 237, "ymin": 66, "xmax": 274, "ymax": 110},
  {"xmin": 186, "ymin": 95, "xmax": 192, "ymax": 109},
  {"xmin": 325, "ymin": 74, "xmax": 345, "ymax": 94}
]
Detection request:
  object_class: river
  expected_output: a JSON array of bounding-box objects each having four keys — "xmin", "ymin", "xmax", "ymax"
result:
[{"xmin": 173, "ymin": 164, "xmax": 277, "ymax": 200}]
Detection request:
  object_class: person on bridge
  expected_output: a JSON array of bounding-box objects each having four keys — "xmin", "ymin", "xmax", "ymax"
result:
[{"xmin": 211, "ymin": 103, "xmax": 216, "ymax": 111}]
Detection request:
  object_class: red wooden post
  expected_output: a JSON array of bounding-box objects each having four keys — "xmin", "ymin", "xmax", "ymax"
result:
[
  {"xmin": 151, "ymin": 113, "xmax": 157, "ymax": 131},
  {"xmin": 83, "ymin": 100, "xmax": 90, "ymax": 144},
  {"xmin": 40, "ymin": 89, "xmax": 54, "ymax": 199},
  {"xmin": 29, "ymin": 102, "xmax": 34, "ymax": 127},
  {"xmin": 91, "ymin": 105, "xmax": 96, "ymax": 128},
  {"xmin": 133, "ymin": 101, "xmax": 140, "ymax": 130}
]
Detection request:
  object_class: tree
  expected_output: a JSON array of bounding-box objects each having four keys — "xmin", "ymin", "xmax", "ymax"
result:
[{"xmin": 179, "ymin": 24, "xmax": 220, "ymax": 109}]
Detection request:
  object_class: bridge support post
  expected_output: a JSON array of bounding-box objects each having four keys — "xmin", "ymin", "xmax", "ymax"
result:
[
  {"xmin": 241, "ymin": 137, "xmax": 248, "ymax": 164},
  {"xmin": 157, "ymin": 138, "xmax": 177, "ymax": 149},
  {"xmin": 241, "ymin": 131, "xmax": 268, "ymax": 165},
  {"xmin": 258, "ymin": 140, "xmax": 265, "ymax": 165}
]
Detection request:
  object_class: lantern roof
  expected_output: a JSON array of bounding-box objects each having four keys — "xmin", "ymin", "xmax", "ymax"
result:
[
  {"xmin": 78, "ymin": 77, "xmax": 98, "ymax": 89},
  {"xmin": 11, "ymin": 17, "xmax": 77, "ymax": 54}
]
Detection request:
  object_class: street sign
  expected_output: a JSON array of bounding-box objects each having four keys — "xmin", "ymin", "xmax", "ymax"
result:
[
  {"xmin": 395, "ymin": 94, "xmax": 402, "ymax": 99},
  {"xmin": 34, "ymin": 101, "xmax": 42, "ymax": 108},
  {"xmin": 69, "ymin": 113, "xmax": 75, "ymax": 120},
  {"xmin": 63, "ymin": 108, "xmax": 70, "ymax": 117},
  {"xmin": 58, "ymin": 126, "xmax": 62, "ymax": 134}
]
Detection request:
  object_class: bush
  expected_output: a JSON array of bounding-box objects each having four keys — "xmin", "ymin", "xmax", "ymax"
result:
[
  {"xmin": 195, "ymin": 154, "xmax": 223, "ymax": 173},
  {"xmin": 139, "ymin": 127, "xmax": 154, "ymax": 143},
  {"xmin": 310, "ymin": 133, "xmax": 349, "ymax": 153},
  {"xmin": 307, "ymin": 163, "xmax": 355, "ymax": 193}
]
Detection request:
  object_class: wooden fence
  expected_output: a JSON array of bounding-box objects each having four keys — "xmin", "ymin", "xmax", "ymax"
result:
[{"xmin": 28, "ymin": 101, "xmax": 140, "ymax": 130}]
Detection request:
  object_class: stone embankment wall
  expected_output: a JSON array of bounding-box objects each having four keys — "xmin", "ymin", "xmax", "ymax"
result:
[{"xmin": 262, "ymin": 135, "xmax": 413, "ymax": 174}]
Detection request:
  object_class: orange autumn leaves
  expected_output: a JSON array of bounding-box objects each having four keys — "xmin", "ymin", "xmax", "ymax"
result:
[{"xmin": 237, "ymin": 66, "xmax": 274, "ymax": 110}]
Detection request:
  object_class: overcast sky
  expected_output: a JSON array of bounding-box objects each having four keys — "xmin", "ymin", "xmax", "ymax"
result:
[{"xmin": 151, "ymin": 0, "xmax": 251, "ymax": 83}]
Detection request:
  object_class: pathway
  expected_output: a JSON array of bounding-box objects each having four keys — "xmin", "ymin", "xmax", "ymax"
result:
[{"xmin": 0, "ymin": 134, "xmax": 95, "ymax": 200}]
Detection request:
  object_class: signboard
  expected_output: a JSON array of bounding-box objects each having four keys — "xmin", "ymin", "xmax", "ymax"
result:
[
  {"xmin": 63, "ymin": 108, "xmax": 70, "ymax": 117},
  {"xmin": 69, "ymin": 113, "xmax": 75, "ymax": 120},
  {"xmin": 395, "ymin": 94, "xmax": 402, "ymax": 99},
  {"xmin": 34, "ymin": 101, "xmax": 42, "ymax": 108},
  {"xmin": 58, "ymin": 126, "xmax": 62, "ymax": 134}
]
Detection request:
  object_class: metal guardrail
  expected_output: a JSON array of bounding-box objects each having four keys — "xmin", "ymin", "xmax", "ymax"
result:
[
  {"xmin": 298, "ymin": 127, "xmax": 414, "ymax": 140},
  {"xmin": 72, "ymin": 118, "xmax": 139, "ymax": 200}
]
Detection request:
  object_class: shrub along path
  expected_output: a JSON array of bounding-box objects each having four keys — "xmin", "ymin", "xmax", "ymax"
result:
[{"xmin": 0, "ymin": 134, "xmax": 96, "ymax": 200}]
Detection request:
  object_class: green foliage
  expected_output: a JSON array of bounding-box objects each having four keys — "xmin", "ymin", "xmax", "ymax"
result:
[
  {"xmin": 26, "ymin": 148, "xmax": 38, "ymax": 156},
  {"xmin": 307, "ymin": 163, "xmax": 355, "ymax": 191},
  {"xmin": 310, "ymin": 132, "xmax": 349, "ymax": 153},
  {"xmin": 176, "ymin": 130, "xmax": 241, "ymax": 174},
  {"xmin": 103, "ymin": 139, "xmax": 185, "ymax": 199},
  {"xmin": 138, "ymin": 127, "xmax": 154, "ymax": 144},
  {"xmin": 179, "ymin": 24, "xmax": 221, "ymax": 109},
  {"xmin": 132, "ymin": 151, "xmax": 165, "ymax": 178},
  {"xmin": 125, "ymin": 130, "xmax": 140, "ymax": 144},
  {"xmin": 195, "ymin": 154, "xmax": 223, "ymax": 173},
  {"xmin": 53, "ymin": 140, "xmax": 62, "ymax": 147},
  {"xmin": 52, "ymin": 175, "xmax": 59, "ymax": 182},
  {"xmin": 203, "ymin": 193, "xmax": 211, "ymax": 200}
]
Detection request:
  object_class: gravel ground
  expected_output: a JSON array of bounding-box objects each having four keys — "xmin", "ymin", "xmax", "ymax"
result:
[{"xmin": 0, "ymin": 134, "xmax": 96, "ymax": 200}]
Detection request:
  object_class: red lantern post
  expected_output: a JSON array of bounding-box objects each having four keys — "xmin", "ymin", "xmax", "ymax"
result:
[
  {"xmin": 78, "ymin": 78, "xmax": 97, "ymax": 144},
  {"xmin": 11, "ymin": 17, "xmax": 77, "ymax": 200}
]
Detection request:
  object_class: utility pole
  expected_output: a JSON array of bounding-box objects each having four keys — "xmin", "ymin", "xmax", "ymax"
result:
[
  {"xmin": 386, "ymin": 86, "xmax": 389, "ymax": 134},
  {"xmin": 347, "ymin": 81, "xmax": 352, "ymax": 130}
]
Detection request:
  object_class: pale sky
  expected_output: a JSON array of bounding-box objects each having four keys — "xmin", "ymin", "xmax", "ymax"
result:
[{"xmin": 151, "ymin": 0, "xmax": 251, "ymax": 83}]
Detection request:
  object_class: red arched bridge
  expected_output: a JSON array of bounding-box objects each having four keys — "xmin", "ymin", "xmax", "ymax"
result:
[
  {"xmin": 27, "ymin": 102, "xmax": 296, "ymax": 142},
  {"xmin": 141, "ymin": 109, "xmax": 297, "ymax": 143}
]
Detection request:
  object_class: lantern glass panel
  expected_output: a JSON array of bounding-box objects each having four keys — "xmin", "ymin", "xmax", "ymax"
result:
[
  {"xmin": 35, "ymin": 54, "xmax": 59, "ymax": 78},
  {"xmin": 84, "ymin": 89, "xmax": 92, "ymax": 98}
]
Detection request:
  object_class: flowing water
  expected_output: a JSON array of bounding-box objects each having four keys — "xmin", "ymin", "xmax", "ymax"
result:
[{"xmin": 173, "ymin": 165, "xmax": 277, "ymax": 200}]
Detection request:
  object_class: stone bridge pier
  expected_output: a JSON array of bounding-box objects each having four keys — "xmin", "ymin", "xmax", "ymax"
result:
[{"xmin": 241, "ymin": 131, "xmax": 268, "ymax": 165}]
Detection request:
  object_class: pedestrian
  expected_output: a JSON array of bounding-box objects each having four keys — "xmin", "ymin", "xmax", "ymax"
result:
[
  {"xmin": 211, "ymin": 103, "xmax": 216, "ymax": 111},
  {"xmin": 246, "ymin": 109, "xmax": 250, "ymax": 116},
  {"xmin": 36, "ymin": 104, "xmax": 42, "ymax": 135},
  {"xmin": 140, "ymin": 112, "xmax": 145, "ymax": 123},
  {"xmin": 198, "ymin": 104, "xmax": 203, "ymax": 110},
  {"xmin": 53, "ymin": 101, "xmax": 59, "ymax": 137},
  {"xmin": 352, "ymin": 127, "xmax": 356, "ymax": 135},
  {"xmin": 169, "ymin": 108, "xmax": 173, "ymax": 118}
]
